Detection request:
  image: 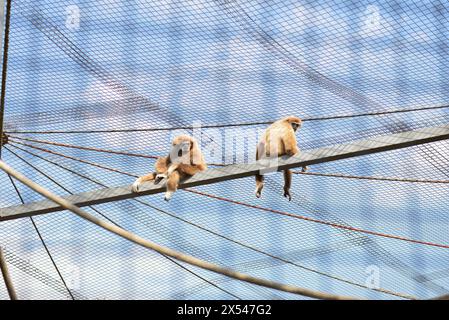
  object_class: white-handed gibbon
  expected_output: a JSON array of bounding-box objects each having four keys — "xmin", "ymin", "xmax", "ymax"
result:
[
  {"xmin": 132, "ymin": 135, "xmax": 207, "ymax": 201},
  {"xmin": 255, "ymin": 116, "xmax": 307, "ymax": 201}
]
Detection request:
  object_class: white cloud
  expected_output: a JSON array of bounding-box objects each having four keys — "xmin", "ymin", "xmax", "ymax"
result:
[
  {"xmin": 83, "ymin": 80, "xmax": 125, "ymax": 104},
  {"xmin": 359, "ymin": 5, "xmax": 393, "ymax": 38}
]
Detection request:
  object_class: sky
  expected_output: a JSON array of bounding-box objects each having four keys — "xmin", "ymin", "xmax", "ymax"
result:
[{"xmin": 0, "ymin": 0, "xmax": 448, "ymax": 300}]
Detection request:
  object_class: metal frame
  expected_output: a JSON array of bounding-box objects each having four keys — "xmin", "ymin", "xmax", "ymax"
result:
[
  {"xmin": 0, "ymin": 0, "xmax": 11, "ymax": 157},
  {"xmin": 0, "ymin": 246, "xmax": 17, "ymax": 300},
  {"xmin": 2, "ymin": 123, "xmax": 449, "ymax": 221}
]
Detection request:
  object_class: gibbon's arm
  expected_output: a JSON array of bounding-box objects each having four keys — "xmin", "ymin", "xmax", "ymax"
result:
[
  {"xmin": 155, "ymin": 156, "xmax": 169, "ymax": 174},
  {"xmin": 166, "ymin": 163, "xmax": 179, "ymax": 176},
  {"xmin": 283, "ymin": 129, "xmax": 299, "ymax": 156}
]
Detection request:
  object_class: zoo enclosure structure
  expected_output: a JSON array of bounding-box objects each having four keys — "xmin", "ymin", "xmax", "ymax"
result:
[{"xmin": 1, "ymin": 0, "xmax": 449, "ymax": 300}]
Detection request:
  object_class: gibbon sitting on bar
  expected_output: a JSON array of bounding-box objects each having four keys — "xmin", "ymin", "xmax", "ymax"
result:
[
  {"xmin": 255, "ymin": 116, "xmax": 307, "ymax": 201},
  {"xmin": 132, "ymin": 135, "xmax": 207, "ymax": 201}
]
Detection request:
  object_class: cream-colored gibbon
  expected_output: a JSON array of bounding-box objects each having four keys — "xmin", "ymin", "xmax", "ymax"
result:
[
  {"xmin": 255, "ymin": 116, "xmax": 307, "ymax": 201},
  {"xmin": 132, "ymin": 135, "xmax": 207, "ymax": 201}
]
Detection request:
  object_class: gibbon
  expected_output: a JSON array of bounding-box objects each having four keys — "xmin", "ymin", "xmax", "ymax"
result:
[
  {"xmin": 132, "ymin": 135, "xmax": 207, "ymax": 201},
  {"xmin": 255, "ymin": 116, "xmax": 307, "ymax": 201}
]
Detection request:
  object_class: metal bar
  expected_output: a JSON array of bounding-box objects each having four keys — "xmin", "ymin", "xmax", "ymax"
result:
[
  {"xmin": 0, "ymin": 0, "xmax": 11, "ymax": 157},
  {"xmin": 2, "ymin": 124, "xmax": 449, "ymax": 221},
  {"xmin": 0, "ymin": 246, "xmax": 18, "ymax": 300}
]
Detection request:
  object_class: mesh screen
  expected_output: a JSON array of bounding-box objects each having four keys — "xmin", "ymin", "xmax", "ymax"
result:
[{"xmin": 1, "ymin": 0, "xmax": 448, "ymax": 299}]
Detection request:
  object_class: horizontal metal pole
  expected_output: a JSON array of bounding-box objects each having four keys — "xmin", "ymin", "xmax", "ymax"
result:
[{"xmin": 2, "ymin": 124, "xmax": 449, "ymax": 221}]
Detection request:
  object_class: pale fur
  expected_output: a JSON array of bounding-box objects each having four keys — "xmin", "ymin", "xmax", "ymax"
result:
[
  {"xmin": 255, "ymin": 116, "xmax": 303, "ymax": 201},
  {"xmin": 132, "ymin": 135, "xmax": 207, "ymax": 201}
]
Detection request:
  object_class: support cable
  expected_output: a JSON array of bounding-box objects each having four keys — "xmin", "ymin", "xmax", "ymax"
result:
[
  {"xmin": 7, "ymin": 174, "xmax": 76, "ymax": 300},
  {"xmin": 8, "ymin": 141, "xmax": 449, "ymax": 249},
  {"xmin": 186, "ymin": 189, "xmax": 449, "ymax": 250},
  {"xmin": 9, "ymin": 140, "xmax": 449, "ymax": 185},
  {"xmin": 4, "ymin": 147, "xmax": 241, "ymax": 300},
  {"xmin": 292, "ymin": 171, "xmax": 449, "ymax": 184},
  {"xmin": 0, "ymin": 159, "xmax": 359, "ymax": 300},
  {"xmin": 6, "ymin": 142, "xmax": 415, "ymax": 299},
  {"xmin": 5, "ymin": 104, "xmax": 449, "ymax": 135}
]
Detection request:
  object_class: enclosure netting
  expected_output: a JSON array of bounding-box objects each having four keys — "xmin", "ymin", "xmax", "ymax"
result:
[{"xmin": 0, "ymin": 0, "xmax": 448, "ymax": 299}]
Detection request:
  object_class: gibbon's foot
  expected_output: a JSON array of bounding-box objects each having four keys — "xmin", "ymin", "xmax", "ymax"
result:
[
  {"xmin": 283, "ymin": 189, "xmax": 292, "ymax": 201},
  {"xmin": 301, "ymin": 166, "xmax": 309, "ymax": 173},
  {"xmin": 132, "ymin": 178, "xmax": 142, "ymax": 193},
  {"xmin": 164, "ymin": 191, "xmax": 174, "ymax": 201},
  {"xmin": 155, "ymin": 173, "xmax": 167, "ymax": 183}
]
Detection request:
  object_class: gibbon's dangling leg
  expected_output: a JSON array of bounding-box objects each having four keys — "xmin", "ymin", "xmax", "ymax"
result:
[
  {"xmin": 254, "ymin": 142, "xmax": 265, "ymax": 198},
  {"xmin": 165, "ymin": 170, "xmax": 181, "ymax": 201},
  {"xmin": 255, "ymin": 173, "xmax": 264, "ymax": 198},
  {"xmin": 283, "ymin": 169, "xmax": 292, "ymax": 201}
]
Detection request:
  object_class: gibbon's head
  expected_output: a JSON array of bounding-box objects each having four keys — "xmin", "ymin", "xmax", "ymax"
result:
[
  {"xmin": 283, "ymin": 116, "xmax": 302, "ymax": 132},
  {"xmin": 172, "ymin": 135, "xmax": 197, "ymax": 157}
]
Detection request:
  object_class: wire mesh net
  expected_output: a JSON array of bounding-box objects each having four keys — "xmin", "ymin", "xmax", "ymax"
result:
[{"xmin": 0, "ymin": 0, "xmax": 448, "ymax": 299}]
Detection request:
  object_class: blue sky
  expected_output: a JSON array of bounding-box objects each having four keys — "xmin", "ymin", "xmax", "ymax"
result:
[{"xmin": 1, "ymin": 0, "xmax": 448, "ymax": 300}]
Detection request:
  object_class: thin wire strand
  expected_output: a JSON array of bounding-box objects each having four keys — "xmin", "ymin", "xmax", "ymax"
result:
[
  {"xmin": 5, "ymin": 142, "xmax": 416, "ymax": 299},
  {"xmin": 187, "ymin": 189, "xmax": 449, "ymax": 250},
  {"xmin": 0, "ymin": 159, "xmax": 360, "ymax": 300},
  {"xmin": 6, "ymin": 174, "xmax": 76, "ymax": 300},
  {"xmin": 4, "ymin": 146, "xmax": 242, "ymax": 300},
  {"xmin": 5, "ymin": 103, "xmax": 449, "ymax": 134},
  {"xmin": 8, "ymin": 141, "xmax": 449, "ymax": 249}
]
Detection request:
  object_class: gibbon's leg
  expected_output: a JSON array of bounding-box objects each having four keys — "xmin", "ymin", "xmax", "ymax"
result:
[
  {"xmin": 255, "ymin": 144, "xmax": 265, "ymax": 198},
  {"xmin": 283, "ymin": 169, "xmax": 292, "ymax": 201},
  {"xmin": 132, "ymin": 172, "xmax": 157, "ymax": 193},
  {"xmin": 255, "ymin": 173, "xmax": 264, "ymax": 198},
  {"xmin": 132, "ymin": 157, "xmax": 168, "ymax": 192},
  {"xmin": 165, "ymin": 170, "xmax": 181, "ymax": 201}
]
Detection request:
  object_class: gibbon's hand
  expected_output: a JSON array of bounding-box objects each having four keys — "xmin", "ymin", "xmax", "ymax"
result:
[
  {"xmin": 283, "ymin": 189, "xmax": 292, "ymax": 201},
  {"xmin": 164, "ymin": 190, "xmax": 174, "ymax": 201},
  {"xmin": 155, "ymin": 173, "xmax": 168, "ymax": 183},
  {"xmin": 301, "ymin": 166, "xmax": 309, "ymax": 173}
]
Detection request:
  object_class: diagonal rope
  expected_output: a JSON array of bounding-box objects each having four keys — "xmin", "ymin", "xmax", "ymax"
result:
[
  {"xmin": 6, "ymin": 174, "xmax": 76, "ymax": 300},
  {"xmin": 4, "ymin": 146, "xmax": 242, "ymax": 300},
  {"xmin": 9, "ymin": 139, "xmax": 449, "ymax": 184},
  {"xmin": 292, "ymin": 171, "xmax": 449, "ymax": 184},
  {"xmin": 186, "ymin": 189, "xmax": 449, "ymax": 250},
  {"xmin": 5, "ymin": 142, "xmax": 416, "ymax": 299},
  {"xmin": 8, "ymin": 136, "xmax": 159, "ymax": 159},
  {"xmin": 8, "ymin": 141, "xmax": 449, "ymax": 250},
  {"xmin": 0, "ymin": 160, "xmax": 360, "ymax": 300},
  {"xmin": 0, "ymin": 247, "xmax": 17, "ymax": 300}
]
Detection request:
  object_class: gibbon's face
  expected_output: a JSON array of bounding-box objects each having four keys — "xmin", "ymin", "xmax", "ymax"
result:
[
  {"xmin": 173, "ymin": 140, "xmax": 191, "ymax": 157},
  {"xmin": 291, "ymin": 121, "xmax": 301, "ymax": 132}
]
